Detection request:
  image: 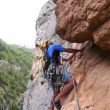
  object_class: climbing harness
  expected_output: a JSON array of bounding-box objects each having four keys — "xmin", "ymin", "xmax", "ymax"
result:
[
  {"xmin": 72, "ymin": 74, "xmax": 81, "ymax": 110},
  {"xmin": 40, "ymin": 46, "xmax": 65, "ymax": 90},
  {"xmin": 46, "ymin": 57, "xmax": 66, "ymax": 91},
  {"xmin": 42, "ymin": 57, "xmax": 65, "ymax": 110}
]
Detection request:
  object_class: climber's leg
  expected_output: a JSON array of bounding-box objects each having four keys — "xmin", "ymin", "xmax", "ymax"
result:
[
  {"xmin": 54, "ymin": 78, "xmax": 74, "ymax": 102},
  {"xmin": 50, "ymin": 90, "xmax": 60, "ymax": 110}
]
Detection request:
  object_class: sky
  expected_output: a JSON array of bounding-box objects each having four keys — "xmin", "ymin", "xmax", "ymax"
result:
[{"xmin": 0, "ymin": 0, "xmax": 48, "ymax": 48}]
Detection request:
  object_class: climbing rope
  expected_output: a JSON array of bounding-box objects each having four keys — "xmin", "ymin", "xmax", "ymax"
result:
[
  {"xmin": 72, "ymin": 74, "xmax": 81, "ymax": 110},
  {"xmin": 62, "ymin": 62, "xmax": 81, "ymax": 110}
]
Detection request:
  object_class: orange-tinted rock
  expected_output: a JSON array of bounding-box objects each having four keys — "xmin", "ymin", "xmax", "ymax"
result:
[
  {"xmin": 94, "ymin": 20, "xmax": 110, "ymax": 50},
  {"xmin": 63, "ymin": 44, "xmax": 110, "ymax": 110},
  {"xmin": 54, "ymin": 0, "xmax": 110, "ymax": 50},
  {"xmin": 61, "ymin": 101, "xmax": 77, "ymax": 110},
  {"xmin": 24, "ymin": 1, "xmax": 110, "ymax": 110}
]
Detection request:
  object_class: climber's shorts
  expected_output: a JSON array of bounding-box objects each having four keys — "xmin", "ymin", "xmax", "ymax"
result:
[
  {"xmin": 63, "ymin": 71, "xmax": 72, "ymax": 82},
  {"xmin": 51, "ymin": 71, "xmax": 72, "ymax": 91}
]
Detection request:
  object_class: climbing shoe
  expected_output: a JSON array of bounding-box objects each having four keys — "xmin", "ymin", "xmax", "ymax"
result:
[{"xmin": 53, "ymin": 100, "xmax": 61, "ymax": 110}]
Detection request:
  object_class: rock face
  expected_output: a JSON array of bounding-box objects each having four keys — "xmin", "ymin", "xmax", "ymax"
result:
[
  {"xmin": 23, "ymin": 0, "xmax": 110, "ymax": 110},
  {"xmin": 62, "ymin": 46, "xmax": 110, "ymax": 110},
  {"xmin": 23, "ymin": 47, "xmax": 53, "ymax": 110},
  {"xmin": 23, "ymin": 1, "xmax": 56, "ymax": 110},
  {"xmin": 23, "ymin": 0, "xmax": 71, "ymax": 110},
  {"xmin": 54, "ymin": 0, "xmax": 110, "ymax": 50}
]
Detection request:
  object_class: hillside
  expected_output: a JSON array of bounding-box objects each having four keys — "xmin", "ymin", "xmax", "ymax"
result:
[{"xmin": 0, "ymin": 39, "xmax": 33, "ymax": 110}]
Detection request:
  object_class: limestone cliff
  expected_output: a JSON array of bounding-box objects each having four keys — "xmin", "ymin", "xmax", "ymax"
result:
[
  {"xmin": 23, "ymin": 0, "xmax": 110, "ymax": 110},
  {"xmin": 23, "ymin": 1, "xmax": 71, "ymax": 110}
]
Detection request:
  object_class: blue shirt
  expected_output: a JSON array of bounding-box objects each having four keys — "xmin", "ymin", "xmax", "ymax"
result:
[{"xmin": 47, "ymin": 44, "xmax": 64, "ymax": 58}]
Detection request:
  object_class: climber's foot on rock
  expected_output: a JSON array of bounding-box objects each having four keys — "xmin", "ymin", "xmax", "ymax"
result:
[{"xmin": 53, "ymin": 100, "xmax": 61, "ymax": 110}]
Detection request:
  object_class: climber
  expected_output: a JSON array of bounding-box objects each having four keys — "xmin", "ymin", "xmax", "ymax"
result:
[
  {"xmin": 32, "ymin": 40, "xmax": 84, "ymax": 110},
  {"xmin": 49, "ymin": 55, "xmax": 77, "ymax": 110}
]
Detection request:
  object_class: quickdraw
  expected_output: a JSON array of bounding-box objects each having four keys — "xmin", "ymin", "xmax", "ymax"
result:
[{"xmin": 47, "ymin": 62, "xmax": 65, "ymax": 91}]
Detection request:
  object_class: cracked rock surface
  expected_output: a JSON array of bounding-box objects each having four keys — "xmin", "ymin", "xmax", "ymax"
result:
[
  {"xmin": 23, "ymin": 0, "xmax": 110, "ymax": 110},
  {"xmin": 54, "ymin": 0, "xmax": 110, "ymax": 50}
]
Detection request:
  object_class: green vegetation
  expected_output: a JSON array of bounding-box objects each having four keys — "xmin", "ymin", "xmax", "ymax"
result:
[{"xmin": 0, "ymin": 39, "xmax": 34, "ymax": 110}]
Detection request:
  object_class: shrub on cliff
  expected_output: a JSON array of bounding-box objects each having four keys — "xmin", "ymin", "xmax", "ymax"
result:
[{"xmin": 0, "ymin": 39, "xmax": 33, "ymax": 110}]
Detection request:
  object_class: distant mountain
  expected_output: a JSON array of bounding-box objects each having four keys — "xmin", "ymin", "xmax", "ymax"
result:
[{"xmin": 0, "ymin": 39, "xmax": 34, "ymax": 110}]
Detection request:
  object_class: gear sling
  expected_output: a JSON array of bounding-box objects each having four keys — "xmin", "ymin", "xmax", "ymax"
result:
[{"xmin": 42, "ymin": 49, "xmax": 65, "ymax": 90}]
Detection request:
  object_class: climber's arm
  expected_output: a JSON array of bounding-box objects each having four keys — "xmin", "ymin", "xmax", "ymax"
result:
[
  {"xmin": 62, "ymin": 53, "xmax": 76, "ymax": 62},
  {"xmin": 64, "ymin": 48, "xmax": 83, "ymax": 53},
  {"xmin": 62, "ymin": 47, "xmax": 85, "ymax": 61}
]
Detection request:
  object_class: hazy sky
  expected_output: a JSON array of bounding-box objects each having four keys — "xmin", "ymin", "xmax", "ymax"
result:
[{"xmin": 0, "ymin": 0, "xmax": 48, "ymax": 48}]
